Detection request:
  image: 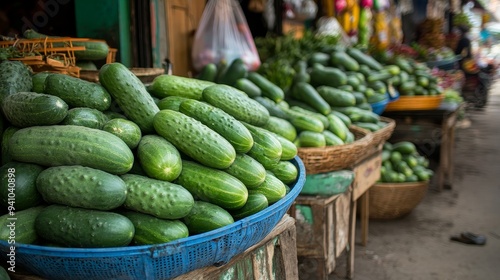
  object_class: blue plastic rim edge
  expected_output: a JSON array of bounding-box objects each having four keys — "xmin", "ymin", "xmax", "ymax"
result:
[{"xmin": 0, "ymin": 156, "xmax": 306, "ymax": 259}]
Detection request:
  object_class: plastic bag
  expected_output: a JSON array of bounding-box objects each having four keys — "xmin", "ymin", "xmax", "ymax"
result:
[{"xmin": 192, "ymin": 0, "xmax": 261, "ymax": 72}]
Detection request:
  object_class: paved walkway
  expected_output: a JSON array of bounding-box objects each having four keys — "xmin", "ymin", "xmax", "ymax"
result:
[{"xmin": 332, "ymin": 79, "xmax": 500, "ymax": 280}]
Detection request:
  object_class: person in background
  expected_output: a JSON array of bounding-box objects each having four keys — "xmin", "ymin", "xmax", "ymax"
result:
[
  {"xmin": 480, "ymin": 22, "xmax": 492, "ymax": 50},
  {"xmin": 454, "ymin": 25, "xmax": 472, "ymax": 60}
]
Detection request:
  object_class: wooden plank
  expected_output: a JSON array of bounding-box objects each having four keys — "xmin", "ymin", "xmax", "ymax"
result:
[
  {"xmin": 347, "ymin": 199, "xmax": 357, "ymax": 279},
  {"xmin": 351, "ymin": 152, "xmax": 382, "ymax": 201},
  {"xmin": 359, "ymin": 192, "xmax": 370, "ymax": 246},
  {"xmin": 335, "ymin": 189, "xmax": 351, "ymax": 257},
  {"xmin": 295, "ymin": 194, "xmax": 341, "ymax": 206}
]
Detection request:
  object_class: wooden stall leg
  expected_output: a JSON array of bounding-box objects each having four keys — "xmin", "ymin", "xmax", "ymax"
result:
[
  {"xmin": 347, "ymin": 199, "xmax": 357, "ymax": 279},
  {"xmin": 360, "ymin": 192, "xmax": 370, "ymax": 246}
]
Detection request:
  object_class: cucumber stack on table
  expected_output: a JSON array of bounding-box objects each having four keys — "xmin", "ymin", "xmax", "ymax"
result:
[{"xmin": 0, "ymin": 61, "xmax": 300, "ymax": 248}]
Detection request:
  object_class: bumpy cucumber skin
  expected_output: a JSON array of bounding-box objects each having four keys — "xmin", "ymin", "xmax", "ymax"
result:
[
  {"xmin": 244, "ymin": 123, "xmax": 282, "ymax": 170},
  {"xmin": 1, "ymin": 92, "xmax": 68, "ymax": 128},
  {"xmin": 202, "ymin": 84, "xmax": 270, "ymax": 127},
  {"xmin": 179, "ymin": 99, "xmax": 254, "ymax": 153},
  {"xmin": 0, "ymin": 60, "xmax": 32, "ymax": 103},
  {"xmin": 62, "ymin": 107, "xmax": 109, "ymax": 129},
  {"xmin": 0, "ymin": 206, "xmax": 45, "ymax": 244},
  {"xmin": 0, "ymin": 162, "xmax": 44, "ymax": 211},
  {"xmin": 327, "ymin": 114, "xmax": 349, "ymax": 141},
  {"xmin": 35, "ymin": 205, "xmax": 134, "ymax": 248},
  {"xmin": 137, "ymin": 135, "xmax": 182, "ymax": 182},
  {"xmin": 224, "ymin": 154, "xmax": 267, "ymax": 188},
  {"xmin": 121, "ymin": 211, "xmax": 188, "ymax": 245},
  {"xmin": 262, "ymin": 116, "xmax": 297, "ymax": 142},
  {"xmin": 36, "ymin": 166, "xmax": 127, "ymax": 210},
  {"xmin": 157, "ymin": 96, "xmax": 190, "ymax": 111},
  {"xmin": 149, "ymin": 75, "xmax": 214, "ymax": 100},
  {"xmin": 31, "ymin": 72, "xmax": 51, "ymax": 93},
  {"xmin": 269, "ymin": 161, "xmax": 298, "ymax": 184},
  {"xmin": 153, "ymin": 110, "xmax": 236, "ymax": 169},
  {"xmin": 271, "ymin": 132, "xmax": 297, "ymax": 161},
  {"xmin": 175, "ymin": 160, "xmax": 248, "ymax": 210},
  {"xmin": 102, "ymin": 118, "xmax": 142, "ymax": 149},
  {"xmin": 9, "ymin": 125, "xmax": 134, "ymax": 175},
  {"xmin": 230, "ymin": 193, "xmax": 268, "ymax": 220},
  {"xmin": 183, "ymin": 201, "xmax": 234, "ymax": 234},
  {"xmin": 45, "ymin": 73, "xmax": 111, "ymax": 111},
  {"xmin": 248, "ymin": 172, "xmax": 286, "ymax": 203},
  {"xmin": 1, "ymin": 127, "xmax": 19, "ymax": 165},
  {"xmin": 122, "ymin": 174, "xmax": 194, "ymax": 220},
  {"xmin": 99, "ymin": 63, "xmax": 159, "ymax": 134}
]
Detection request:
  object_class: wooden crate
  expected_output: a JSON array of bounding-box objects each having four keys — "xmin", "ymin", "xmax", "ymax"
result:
[
  {"xmin": 351, "ymin": 151, "xmax": 383, "ymax": 202},
  {"xmin": 6, "ymin": 216, "xmax": 298, "ymax": 280},
  {"xmin": 289, "ymin": 189, "xmax": 352, "ymax": 280}
]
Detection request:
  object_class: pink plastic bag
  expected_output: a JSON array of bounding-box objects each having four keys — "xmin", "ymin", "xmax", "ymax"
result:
[{"xmin": 192, "ymin": 0, "xmax": 261, "ymax": 72}]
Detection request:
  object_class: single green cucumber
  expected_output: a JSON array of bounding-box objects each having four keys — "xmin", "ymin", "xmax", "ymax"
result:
[
  {"xmin": 253, "ymin": 96, "xmax": 289, "ymax": 120},
  {"xmin": 285, "ymin": 109, "xmax": 324, "ymax": 133},
  {"xmin": 148, "ymin": 74, "xmax": 214, "ymax": 100},
  {"xmin": 121, "ymin": 211, "xmax": 188, "ymax": 245},
  {"xmin": 270, "ymin": 132, "xmax": 297, "ymax": 161},
  {"xmin": 153, "ymin": 110, "xmax": 236, "ymax": 169},
  {"xmin": 262, "ymin": 116, "xmax": 297, "ymax": 142},
  {"xmin": 122, "ymin": 174, "xmax": 194, "ymax": 219},
  {"xmin": 234, "ymin": 78, "xmax": 262, "ymax": 98},
  {"xmin": 353, "ymin": 122, "xmax": 380, "ymax": 132},
  {"xmin": 0, "ymin": 60, "xmax": 32, "ymax": 103},
  {"xmin": 1, "ymin": 92, "xmax": 68, "ymax": 128},
  {"xmin": 157, "ymin": 96, "xmax": 190, "ymax": 111},
  {"xmin": 99, "ymin": 63, "xmax": 159, "ymax": 134},
  {"xmin": 330, "ymin": 51, "xmax": 360, "ymax": 71},
  {"xmin": 202, "ymin": 84, "xmax": 270, "ymax": 127},
  {"xmin": 0, "ymin": 162, "xmax": 44, "ymax": 211},
  {"xmin": 230, "ymin": 193, "xmax": 268, "ymax": 220},
  {"xmin": 244, "ymin": 123, "xmax": 282, "ymax": 170},
  {"xmin": 298, "ymin": 131, "xmax": 326, "ymax": 147},
  {"xmin": 36, "ymin": 166, "xmax": 127, "ymax": 210},
  {"xmin": 104, "ymin": 111, "xmax": 127, "ymax": 120},
  {"xmin": 224, "ymin": 153, "xmax": 267, "ymax": 188},
  {"xmin": 76, "ymin": 61, "xmax": 98, "ymax": 70},
  {"xmin": 323, "ymin": 130, "xmax": 344, "ymax": 146},
  {"xmin": 269, "ymin": 161, "xmax": 298, "ymax": 184},
  {"xmin": 183, "ymin": 201, "xmax": 234, "ymax": 234},
  {"xmin": 0, "ymin": 206, "xmax": 45, "ymax": 244},
  {"xmin": 179, "ymin": 99, "xmax": 254, "ymax": 153},
  {"xmin": 327, "ymin": 114, "xmax": 349, "ymax": 141},
  {"xmin": 9, "ymin": 125, "xmax": 134, "ymax": 174},
  {"xmin": 247, "ymin": 72, "xmax": 285, "ymax": 103},
  {"xmin": 219, "ymin": 58, "xmax": 248, "ymax": 86},
  {"xmin": 102, "ymin": 118, "xmax": 142, "ymax": 149},
  {"xmin": 291, "ymin": 82, "xmax": 331, "ymax": 115},
  {"xmin": 62, "ymin": 107, "xmax": 108, "ymax": 129},
  {"xmin": 352, "ymin": 91, "xmax": 368, "ymax": 105},
  {"xmin": 31, "ymin": 72, "xmax": 51, "ymax": 93},
  {"xmin": 286, "ymin": 98, "xmax": 318, "ymax": 112},
  {"xmin": 44, "ymin": 73, "xmax": 111, "ymax": 111},
  {"xmin": 289, "ymin": 106, "xmax": 329, "ymax": 129},
  {"xmin": 346, "ymin": 48, "xmax": 384, "ymax": 71},
  {"xmin": 330, "ymin": 111, "xmax": 352, "ymax": 127},
  {"xmin": 35, "ymin": 205, "xmax": 134, "ymax": 248},
  {"xmin": 137, "ymin": 135, "xmax": 182, "ymax": 182},
  {"xmin": 196, "ymin": 63, "xmax": 217, "ymax": 82},
  {"xmin": 1, "ymin": 127, "xmax": 19, "ymax": 165},
  {"xmin": 310, "ymin": 64, "xmax": 347, "ymax": 88},
  {"xmin": 249, "ymin": 172, "xmax": 286, "ymax": 204},
  {"xmin": 392, "ymin": 141, "xmax": 417, "ymax": 155},
  {"xmin": 308, "ymin": 52, "xmax": 330, "ymax": 66},
  {"xmin": 317, "ymin": 86, "xmax": 356, "ymax": 107},
  {"xmin": 176, "ymin": 160, "xmax": 248, "ymax": 210}
]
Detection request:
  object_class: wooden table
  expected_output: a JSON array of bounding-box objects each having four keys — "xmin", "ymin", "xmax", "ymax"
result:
[{"xmin": 382, "ymin": 103, "xmax": 463, "ymax": 191}]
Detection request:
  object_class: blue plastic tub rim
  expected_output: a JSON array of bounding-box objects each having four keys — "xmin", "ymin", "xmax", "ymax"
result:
[{"xmin": 0, "ymin": 156, "xmax": 306, "ymax": 258}]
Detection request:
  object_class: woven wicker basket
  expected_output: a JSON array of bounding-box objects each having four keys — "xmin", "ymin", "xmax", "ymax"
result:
[
  {"xmin": 297, "ymin": 126, "xmax": 373, "ymax": 174},
  {"xmin": 372, "ymin": 116, "xmax": 396, "ymax": 146},
  {"xmin": 368, "ymin": 181, "xmax": 429, "ymax": 219}
]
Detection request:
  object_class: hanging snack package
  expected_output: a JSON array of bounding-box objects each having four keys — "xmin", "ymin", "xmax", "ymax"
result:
[{"xmin": 192, "ymin": 0, "xmax": 261, "ymax": 72}]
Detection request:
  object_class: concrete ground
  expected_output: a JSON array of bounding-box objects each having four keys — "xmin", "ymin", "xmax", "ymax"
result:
[{"xmin": 331, "ymin": 79, "xmax": 500, "ymax": 279}]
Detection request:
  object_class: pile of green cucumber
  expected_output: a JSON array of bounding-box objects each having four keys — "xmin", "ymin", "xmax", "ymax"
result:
[
  {"xmin": 0, "ymin": 60, "xmax": 299, "ymax": 248},
  {"xmin": 380, "ymin": 141, "xmax": 434, "ymax": 183},
  {"xmin": 196, "ymin": 50, "xmax": 392, "ymax": 148}
]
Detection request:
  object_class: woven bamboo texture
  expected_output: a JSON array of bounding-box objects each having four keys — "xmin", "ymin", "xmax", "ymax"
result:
[
  {"xmin": 368, "ymin": 181, "xmax": 429, "ymax": 219},
  {"xmin": 385, "ymin": 95, "xmax": 444, "ymax": 111},
  {"xmin": 297, "ymin": 126, "xmax": 373, "ymax": 174}
]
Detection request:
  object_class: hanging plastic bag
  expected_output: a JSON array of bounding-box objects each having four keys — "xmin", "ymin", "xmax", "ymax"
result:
[{"xmin": 192, "ymin": 0, "xmax": 261, "ymax": 72}]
